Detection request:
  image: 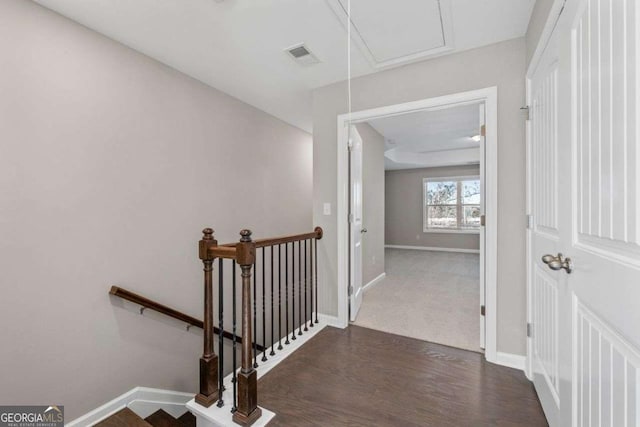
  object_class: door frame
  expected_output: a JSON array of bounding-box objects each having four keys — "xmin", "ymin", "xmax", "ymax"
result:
[{"xmin": 335, "ymin": 87, "xmax": 499, "ymax": 363}]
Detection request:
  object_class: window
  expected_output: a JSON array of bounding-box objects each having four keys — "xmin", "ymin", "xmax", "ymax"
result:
[{"xmin": 424, "ymin": 176, "xmax": 481, "ymax": 232}]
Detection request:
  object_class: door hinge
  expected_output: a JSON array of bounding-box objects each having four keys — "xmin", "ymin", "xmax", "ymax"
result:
[
  {"xmin": 348, "ymin": 213, "xmax": 354, "ymax": 223},
  {"xmin": 348, "ymin": 285, "xmax": 354, "ymax": 296},
  {"xmin": 480, "ymin": 215, "xmax": 486, "ymax": 226},
  {"xmin": 527, "ymin": 323, "xmax": 533, "ymax": 338},
  {"xmin": 520, "ymin": 105, "xmax": 530, "ymax": 120},
  {"xmin": 480, "ymin": 124, "xmax": 486, "ymax": 137},
  {"xmin": 347, "ymin": 138, "xmax": 353, "ymax": 151},
  {"xmin": 481, "ymin": 305, "xmax": 486, "ymax": 316},
  {"xmin": 527, "ymin": 214, "xmax": 534, "ymax": 230}
]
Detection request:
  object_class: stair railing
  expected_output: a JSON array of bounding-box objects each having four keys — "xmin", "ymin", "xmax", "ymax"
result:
[{"xmin": 196, "ymin": 226, "xmax": 323, "ymax": 426}]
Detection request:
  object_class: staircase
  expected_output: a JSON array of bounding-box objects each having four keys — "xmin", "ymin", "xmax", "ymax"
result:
[
  {"xmin": 107, "ymin": 226, "xmax": 324, "ymax": 426},
  {"xmin": 96, "ymin": 408, "xmax": 195, "ymax": 427}
]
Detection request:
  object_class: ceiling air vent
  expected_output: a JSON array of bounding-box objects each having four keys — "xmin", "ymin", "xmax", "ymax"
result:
[{"xmin": 285, "ymin": 44, "xmax": 320, "ymax": 66}]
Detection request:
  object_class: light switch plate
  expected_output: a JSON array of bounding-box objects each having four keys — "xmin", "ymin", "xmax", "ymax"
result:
[{"xmin": 323, "ymin": 203, "xmax": 331, "ymax": 215}]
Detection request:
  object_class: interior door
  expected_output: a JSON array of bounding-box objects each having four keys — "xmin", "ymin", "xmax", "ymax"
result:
[
  {"xmin": 530, "ymin": 0, "xmax": 640, "ymax": 426},
  {"xmin": 349, "ymin": 125, "xmax": 364, "ymax": 321},
  {"xmin": 561, "ymin": 0, "xmax": 640, "ymax": 425},
  {"xmin": 529, "ymin": 23, "xmax": 562, "ymax": 426}
]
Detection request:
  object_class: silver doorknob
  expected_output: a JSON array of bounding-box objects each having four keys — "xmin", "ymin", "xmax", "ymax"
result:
[
  {"xmin": 541, "ymin": 253, "xmax": 573, "ymax": 274},
  {"xmin": 361, "ymin": 228, "xmax": 368, "ymax": 233}
]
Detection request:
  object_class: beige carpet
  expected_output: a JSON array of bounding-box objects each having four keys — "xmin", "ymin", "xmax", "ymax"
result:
[{"xmin": 353, "ymin": 248, "xmax": 481, "ymax": 353}]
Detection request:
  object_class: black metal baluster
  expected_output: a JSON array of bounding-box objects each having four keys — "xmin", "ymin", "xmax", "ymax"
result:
[
  {"xmin": 310, "ymin": 239, "xmax": 314, "ymax": 328},
  {"xmin": 291, "ymin": 241, "xmax": 296, "ymax": 341},
  {"xmin": 270, "ymin": 246, "xmax": 275, "ymax": 356},
  {"xmin": 315, "ymin": 238, "xmax": 319, "ymax": 324},
  {"xmin": 278, "ymin": 244, "xmax": 283, "ymax": 350},
  {"xmin": 285, "ymin": 243, "xmax": 290, "ymax": 345},
  {"xmin": 231, "ymin": 260, "xmax": 237, "ymax": 413},
  {"xmin": 261, "ymin": 247, "xmax": 267, "ymax": 362},
  {"xmin": 298, "ymin": 239, "xmax": 302, "ymax": 336},
  {"xmin": 217, "ymin": 259, "xmax": 224, "ymax": 407},
  {"xmin": 304, "ymin": 239, "xmax": 308, "ymax": 331},
  {"xmin": 253, "ymin": 258, "xmax": 258, "ymax": 368}
]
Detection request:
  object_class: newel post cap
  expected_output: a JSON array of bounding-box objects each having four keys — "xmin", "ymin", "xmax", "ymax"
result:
[
  {"xmin": 199, "ymin": 228, "xmax": 217, "ymax": 260},
  {"xmin": 239, "ymin": 229, "xmax": 253, "ymax": 242},
  {"xmin": 202, "ymin": 228, "xmax": 215, "ymax": 240},
  {"xmin": 236, "ymin": 229, "xmax": 255, "ymax": 265}
]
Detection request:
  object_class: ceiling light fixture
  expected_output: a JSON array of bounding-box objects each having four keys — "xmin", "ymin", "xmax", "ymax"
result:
[{"xmin": 470, "ymin": 134, "xmax": 481, "ymax": 142}]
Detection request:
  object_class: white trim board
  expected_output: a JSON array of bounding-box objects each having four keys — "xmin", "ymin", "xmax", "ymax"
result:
[
  {"xmin": 337, "ymin": 87, "xmax": 499, "ymax": 363},
  {"xmin": 362, "ymin": 272, "xmax": 386, "ymax": 292},
  {"xmin": 385, "ymin": 245, "xmax": 480, "ymax": 254},
  {"xmin": 70, "ymin": 320, "xmax": 332, "ymax": 427},
  {"xmin": 495, "ymin": 352, "xmax": 527, "ymax": 373},
  {"xmin": 187, "ymin": 318, "xmax": 330, "ymax": 426},
  {"xmin": 66, "ymin": 387, "xmax": 195, "ymax": 426},
  {"xmin": 316, "ymin": 313, "xmax": 343, "ymax": 329}
]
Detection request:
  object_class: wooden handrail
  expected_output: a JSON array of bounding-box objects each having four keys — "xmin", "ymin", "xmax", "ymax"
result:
[
  {"xmin": 196, "ymin": 226, "xmax": 323, "ymax": 423},
  {"xmin": 220, "ymin": 226, "xmax": 323, "ymax": 249},
  {"xmin": 110, "ymin": 286, "xmax": 203, "ymax": 327},
  {"xmin": 109, "ymin": 285, "xmax": 263, "ymax": 350}
]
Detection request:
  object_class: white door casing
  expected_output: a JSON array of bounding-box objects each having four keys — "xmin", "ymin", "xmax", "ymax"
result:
[
  {"xmin": 336, "ymin": 87, "xmax": 498, "ymax": 362},
  {"xmin": 479, "ymin": 102, "xmax": 486, "ymax": 350},
  {"xmin": 349, "ymin": 125, "xmax": 364, "ymax": 321},
  {"xmin": 528, "ymin": 0, "xmax": 640, "ymax": 425}
]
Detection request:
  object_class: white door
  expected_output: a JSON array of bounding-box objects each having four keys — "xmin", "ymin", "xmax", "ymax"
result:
[
  {"xmin": 349, "ymin": 125, "xmax": 364, "ymax": 321},
  {"xmin": 529, "ymin": 0, "xmax": 640, "ymax": 426},
  {"xmin": 529, "ymin": 22, "xmax": 562, "ymax": 426}
]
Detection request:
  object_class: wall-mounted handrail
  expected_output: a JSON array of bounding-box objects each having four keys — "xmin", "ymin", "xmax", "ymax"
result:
[
  {"xmin": 109, "ymin": 285, "xmax": 263, "ymax": 350},
  {"xmin": 110, "ymin": 286, "xmax": 203, "ymax": 328}
]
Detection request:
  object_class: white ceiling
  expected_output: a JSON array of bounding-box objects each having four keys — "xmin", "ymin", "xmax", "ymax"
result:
[
  {"xmin": 366, "ymin": 102, "xmax": 482, "ymax": 170},
  {"xmin": 34, "ymin": 0, "xmax": 535, "ymax": 132}
]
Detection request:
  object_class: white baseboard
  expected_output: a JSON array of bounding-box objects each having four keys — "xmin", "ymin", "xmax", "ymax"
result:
[
  {"xmin": 187, "ymin": 319, "xmax": 330, "ymax": 427},
  {"xmin": 362, "ymin": 272, "xmax": 386, "ymax": 292},
  {"xmin": 316, "ymin": 313, "xmax": 344, "ymax": 328},
  {"xmin": 385, "ymin": 244, "xmax": 480, "ymax": 254},
  {"xmin": 495, "ymin": 352, "xmax": 526, "ymax": 372},
  {"xmin": 66, "ymin": 387, "xmax": 194, "ymax": 426}
]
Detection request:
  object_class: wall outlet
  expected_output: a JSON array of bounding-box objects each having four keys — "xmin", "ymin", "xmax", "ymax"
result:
[{"xmin": 323, "ymin": 203, "xmax": 331, "ymax": 215}]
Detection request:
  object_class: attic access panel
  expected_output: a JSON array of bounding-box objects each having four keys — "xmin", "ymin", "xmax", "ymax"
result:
[{"xmin": 327, "ymin": 0, "xmax": 454, "ymax": 69}]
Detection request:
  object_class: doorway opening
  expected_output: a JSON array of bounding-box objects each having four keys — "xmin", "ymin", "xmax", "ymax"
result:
[{"xmin": 336, "ymin": 88, "xmax": 498, "ymax": 362}]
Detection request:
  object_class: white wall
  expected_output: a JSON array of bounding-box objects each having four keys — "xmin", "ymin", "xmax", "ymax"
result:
[
  {"xmin": 313, "ymin": 38, "xmax": 527, "ymax": 356},
  {"xmin": 0, "ymin": 0, "xmax": 312, "ymax": 419},
  {"xmin": 356, "ymin": 123, "xmax": 385, "ymax": 286},
  {"xmin": 525, "ymin": 0, "xmax": 556, "ymax": 67}
]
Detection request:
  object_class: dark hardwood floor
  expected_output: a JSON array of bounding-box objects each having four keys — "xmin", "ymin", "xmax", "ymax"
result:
[{"xmin": 258, "ymin": 325, "xmax": 548, "ymax": 426}]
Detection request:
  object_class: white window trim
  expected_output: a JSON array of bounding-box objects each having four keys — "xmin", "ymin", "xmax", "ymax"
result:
[{"xmin": 423, "ymin": 175, "xmax": 481, "ymax": 234}]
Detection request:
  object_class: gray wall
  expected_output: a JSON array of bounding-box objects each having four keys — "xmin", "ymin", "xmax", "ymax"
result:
[
  {"xmin": 525, "ymin": 0, "xmax": 556, "ymax": 67},
  {"xmin": 386, "ymin": 165, "xmax": 481, "ymax": 251},
  {"xmin": 356, "ymin": 123, "xmax": 385, "ymax": 286},
  {"xmin": 312, "ymin": 37, "xmax": 527, "ymax": 356},
  {"xmin": 0, "ymin": 0, "xmax": 311, "ymax": 420}
]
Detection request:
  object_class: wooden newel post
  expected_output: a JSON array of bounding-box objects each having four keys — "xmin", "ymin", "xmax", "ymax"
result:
[
  {"xmin": 233, "ymin": 229, "xmax": 262, "ymax": 426},
  {"xmin": 196, "ymin": 228, "xmax": 219, "ymax": 407}
]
